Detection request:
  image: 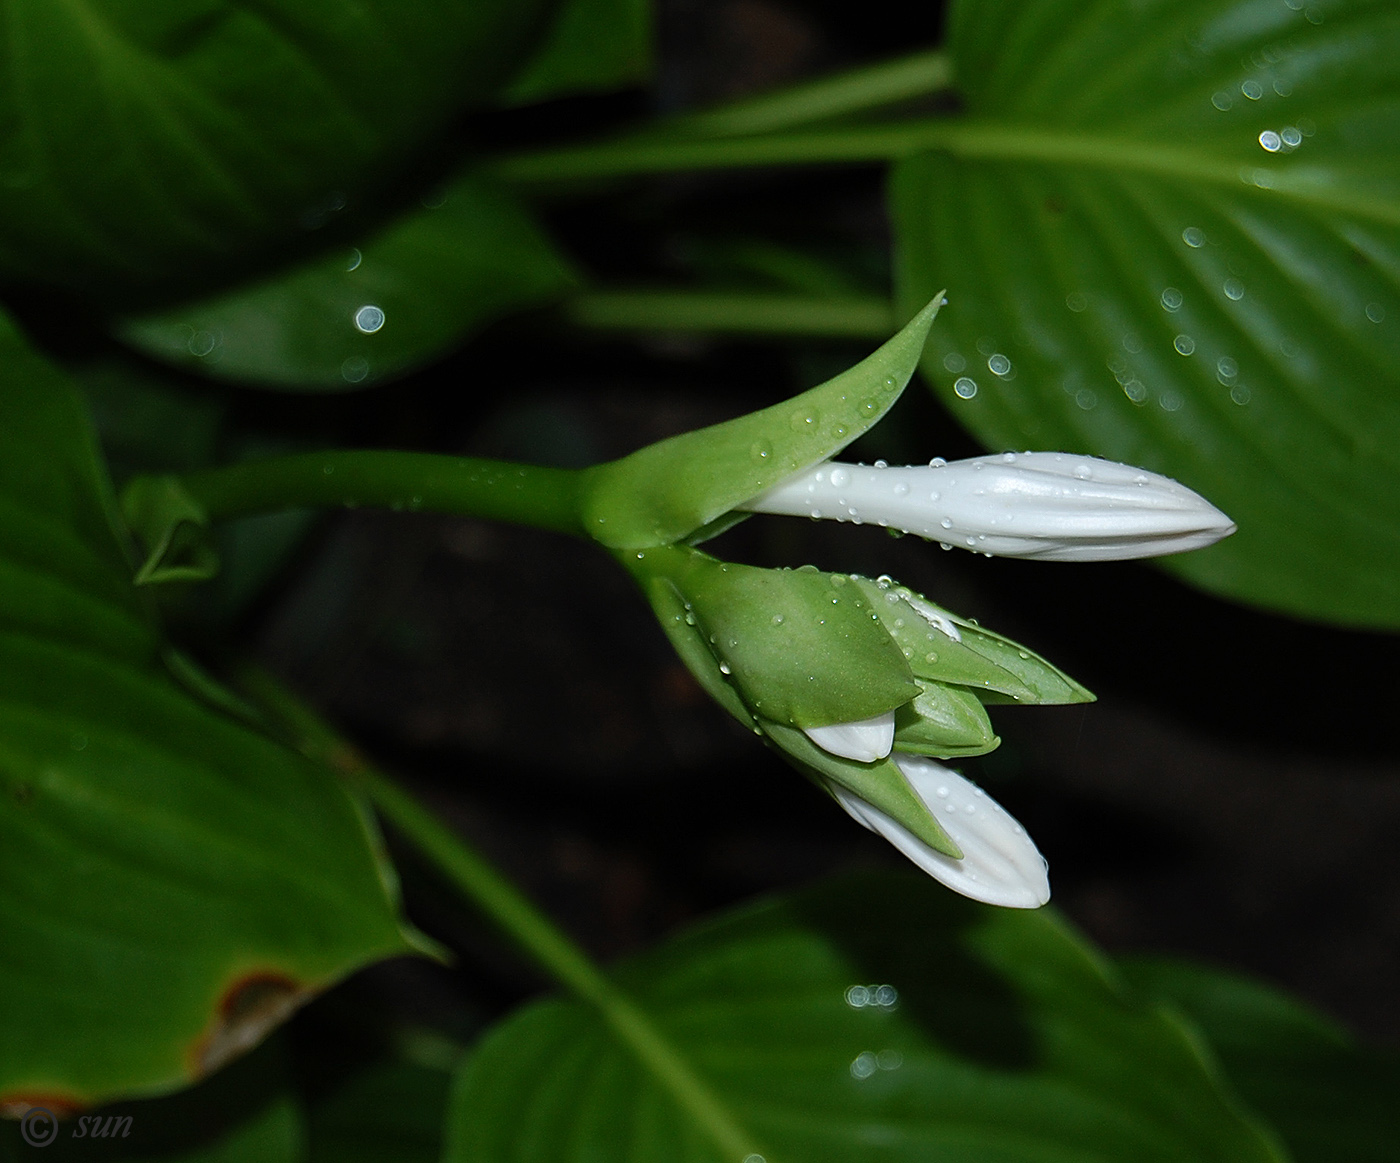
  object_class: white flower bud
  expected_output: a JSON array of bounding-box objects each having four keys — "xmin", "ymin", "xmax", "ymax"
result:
[
  {"xmin": 802, "ymin": 710, "xmax": 896, "ymax": 763},
  {"xmin": 743, "ymin": 452, "xmax": 1235, "ymax": 561},
  {"xmin": 829, "ymin": 755, "xmax": 1050, "ymax": 908}
]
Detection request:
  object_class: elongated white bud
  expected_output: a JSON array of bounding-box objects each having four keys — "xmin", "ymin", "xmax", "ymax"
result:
[
  {"xmin": 829, "ymin": 754, "xmax": 1049, "ymax": 908},
  {"xmin": 802, "ymin": 710, "xmax": 896, "ymax": 763},
  {"xmin": 743, "ymin": 452, "xmax": 1235, "ymax": 561}
]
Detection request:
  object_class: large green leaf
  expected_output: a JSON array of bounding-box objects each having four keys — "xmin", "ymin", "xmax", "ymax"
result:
[
  {"xmin": 1122, "ymin": 956, "xmax": 1400, "ymax": 1163},
  {"xmin": 0, "ymin": 313, "xmax": 415, "ymax": 1110},
  {"xmin": 445, "ymin": 872, "xmax": 1284, "ymax": 1162},
  {"xmin": 0, "ymin": 0, "xmax": 556, "ymax": 299},
  {"xmin": 115, "ymin": 175, "xmax": 575, "ymax": 390},
  {"xmin": 893, "ymin": 0, "xmax": 1400, "ymax": 627}
]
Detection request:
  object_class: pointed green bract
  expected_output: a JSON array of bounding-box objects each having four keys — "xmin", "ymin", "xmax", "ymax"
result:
[
  {"xmin": 665, "ymin": 550, "xmax": 918, "ymax": 728},
  {"xmin": 894, "ymin": 681, "xmax": 1000, "ymax": 758},
  {"xmin": 855, "ymin": 575, "xmax": 1093, "ymax": 704},
  {"xmin": 122, "ymin": 475, "xmax": 218, "ymax": 586},
  {"xmin": 581, "ymin": 295, "xmax": 944, "ymax": 548}
]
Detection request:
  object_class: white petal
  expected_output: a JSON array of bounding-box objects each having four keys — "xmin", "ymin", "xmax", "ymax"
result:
[
  {"xmin": 829, "ymin": 755, "xmax": 1050, "ymax": 908},
  {"xmin": 743, "ymin": 453, "xmax": 1235, "ymax": 561},
  {"xmin": 803, "ymin": 711, "xmax": 896, "ymax": 762}
]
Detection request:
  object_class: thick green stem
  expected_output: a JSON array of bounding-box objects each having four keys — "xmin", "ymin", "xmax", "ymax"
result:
[
  {"xmin": 244, "ymin": 670, "xmax": 768, "ymax": 1163},
  {"xmin": 662, "ymin": 48, "xmax": 953, "ymax": 139},
  {"xmin": 569, "ymin": 290, "xmax": 895, "ymax": 338},
  {"xmin": 174, "ymin": 451, "xmax": 586, "ymax": 538},
  {"xmin": 488, "ymin": 119, "xmax": 1250, "ymax": 188}
]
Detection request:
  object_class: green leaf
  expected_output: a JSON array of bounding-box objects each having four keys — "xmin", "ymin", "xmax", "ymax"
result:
[
  {"xmin": 115, "ymin": 175, "xmax": 575, "ymax": 390},
  {"xmin": 1121, "ymin": 956, "xmax": 1400, "ymax": 1163},
  {"xmin": 445, "ymin": 872, "xmax": 1285, "ymax": 1163},
  {"xmin": 0, "ymin": 0, "xmax": 558, "ymax": 298},
  {"xmin": 893, "ymin": 0, "xmax": 1400, "ymax": 628},
  {"xmin": 0, "ymin": 1039, "xmax": 302, "ymax": 1162},
  {"xmin": 583, "ymin": 295, "xmax": 944, "ymax": 548},
  {"xmin": 502, "ymin": 0, "xmax": 653, "ymax": 106},
  {"xmin": 0, "ymin": 314, "xmax": 415, "ymax": 1109}
]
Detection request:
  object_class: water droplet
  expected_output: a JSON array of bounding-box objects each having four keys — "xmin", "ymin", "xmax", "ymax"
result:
[
  {"xmin": 341, "ymin": 356, "xmax": 370, "ymax": 383},
  {"xmin": 718, "ymin": 661, "xmax": 731, "ymax": 675},
  {"xmin": 1224, "ymin": 278, "xmax": 1245, "ymax": 301},
  {"xmin": 939, "ymin": 518, "xmax": 953, "ymax": 529},
  {"xmin": 1075, "ymin": 388, "xmax": 1097, "ymax": 410},
  {"xmin": 1216, "ymin": 356, "xmax": 1239, "ymax": 380},
  {"xmin": 1160, "ymin": 391, "xmax": 1185, "ymax": 412},
  {"xmin": 893, "ymin": 482, "xmax": 909, "ymax": 496},
  {"xmin": 1182, "ymin": 226, "xmax": 1206, "ymax": 248},
  {"xmin": 943, "ymin": 352, "xmax": 966, "ymax": 373},
  {"xmin": 1241, "ymin": 78, "xmax": 1264, "ymax": 100},
  {"xmin": 1174, "ymin": 334, "xmax": 1196, "ymax": 356},
  {"xmin": 1072, "ymin": 462, "xmax": 1093, "ymax": 480},
  {"xmin": 353, "ymin": 304, "xmax": 385, "ymax": 333},
  {"xmin": 1259, "ymin": 129, "xmax": 1283, "ymax": 152},
  {"xmin": 860, "ymin": 397, "xmax": 880, "ymax": 415},
  {"xmin": 928, "ymin": 457, "xmax": 946, "ymax": 468},
  {"xmin": 1231, "ymin": 384, "xmax": 1252, "ymax": 405},
  {"xmin": 987, "ymin": 353, "xmax": 1011, "ymax": 376},
  {"xmin": 1280, "ymin": 337, "xmax": 1300, "ymax": 358},
  {"xmin": 925, "ymin": 652, "xmax": 939, "ymax": 664},
  {"xmin": 188, "ymin": 330, "xmax": 217, "ymax": 357},
  {"xmin": 1123, "ymin": 379, "xmax": 1148, "ymax": 403},
  {"xmin": 684, "ymin": 611, "xmax": 696, "ymax": 624},
  {"xmin": 1366, "ymin": 302, "xmax": 1385, "ymax": 323},
  {"xmin": 851, "ymin": 1052, "xmax": 878, "ymax": 1080},
  {"xmin": 1065, "ymin": 291, "xmax": 1088, "ymax": 312},
  {"xmin": 975, "ymin": 336, "xmax": 996, "ymax": 356},
  {"xmin": 1305, "ymin": 6, "xmax": 1324, "ymax": 24},
  {"xmin": 953, "ymin": 377, "xmax": 978, "ymax": 399},
  {"xmin": 1211, "ymin": 90, "xmax": 1234, "ymax": 111},
  {"xmin": 1281, "ymin": 125, "xmax": 1303, "ymax": 148},
  {"xmin": 1160, "ymin": 287, "xmax": 1184, "ymax": 311},
  {"xmin": 345, "ymin": 247, "xmax": 362, "ymax": 272},
  {"xmin": 829, "ymin": 467, "xmax": 850, "ymax": 488},
  {"xmin": 791, "ymin": 409, "xmax": 820, "ymax": 431},
  {"xmin": 749, "ymin": 439, "xmax": 772, "ymax": 461},
  {"xmin": 771, "ymin": 614, "xmax": 785, "ymax": 626}
]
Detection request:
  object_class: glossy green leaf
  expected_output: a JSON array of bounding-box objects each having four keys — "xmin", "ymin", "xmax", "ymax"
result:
[
  {"xmin": 893, "ymin": 0, "xmax": 1400, "ymax": 627},
  {"xmin": 583, "ymin": 295, "xmax": 943, "ymax": 548},
  {"xmin": 115, "ymin": 176, "xmax": 575, "ymax": 390},
  {"xmin": 502, "ymin": 0, "xmax": 653, "ymax": 106},
  {"xmin": 0, "ymin": 314, "xmax": 415, "ymax": 1110},
  {"xmin": 445, "ymin": 872, "xmax": 1285, "ymax": 1163},
  {"xmin": 0, "ymin": 0, "xmax": 557, "ymax": 298},
  {"xmin": 1122, "ymin": 956, "xmax": 1400, "ymax": 1163}
]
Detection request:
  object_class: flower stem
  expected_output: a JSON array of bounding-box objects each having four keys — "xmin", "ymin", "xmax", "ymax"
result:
[
  {"xmin": 661, "ymin": 48, "xmax": 953, "ymax": 139},
  {"xmin": 172, "ymin": 451, "xmax": 586, "ymax": 537},
  {"xmin": 242, "ymin": 669, "xmax": 768, "ymax": 1163},
  {"xmin": 568, "ymin": 289, "xmax": 895, "ymax": 338}
]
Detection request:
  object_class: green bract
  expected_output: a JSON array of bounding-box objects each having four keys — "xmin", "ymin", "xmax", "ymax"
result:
[{"xmin": 580, "ymin": 294, "xmax": 944, "ymax": 548}]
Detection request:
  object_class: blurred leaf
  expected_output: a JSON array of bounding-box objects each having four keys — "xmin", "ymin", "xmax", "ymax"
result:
[
  {"xmin": 503, "ymin": 0, "xmax": 653, "ymax": 105},
  {"xmin": 123, "ymin": 475, "xmax": 218, "ymax": 585},
  {"xmin": 893, "ymin": 0, "xmax": 1400, "ymax": 627},
  {"xmin": 0, "ymin": 0, "xmax": 558, "ymax": 298},
  {"xmin": 0, "ymin": 313, "xmax": 416, "ymax": 1109},
  {"xmin": 445, "ymin": 872, "xmax": 1285, "ymax": 1162},
  {"xmin": 0, "ymin": 1040, "xmax": 301, "ymax": 1162},
  {"xmin": 115, "ymin": 175, "xmax": 575, "ymax": 390},
  {"xmin": 1122, "ymin": 956, "xmax": 1400, "ymax": 1163},
  {"xmin": 306, "ymin": 1060, "xmax": 453, "ymax": 1163}
]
